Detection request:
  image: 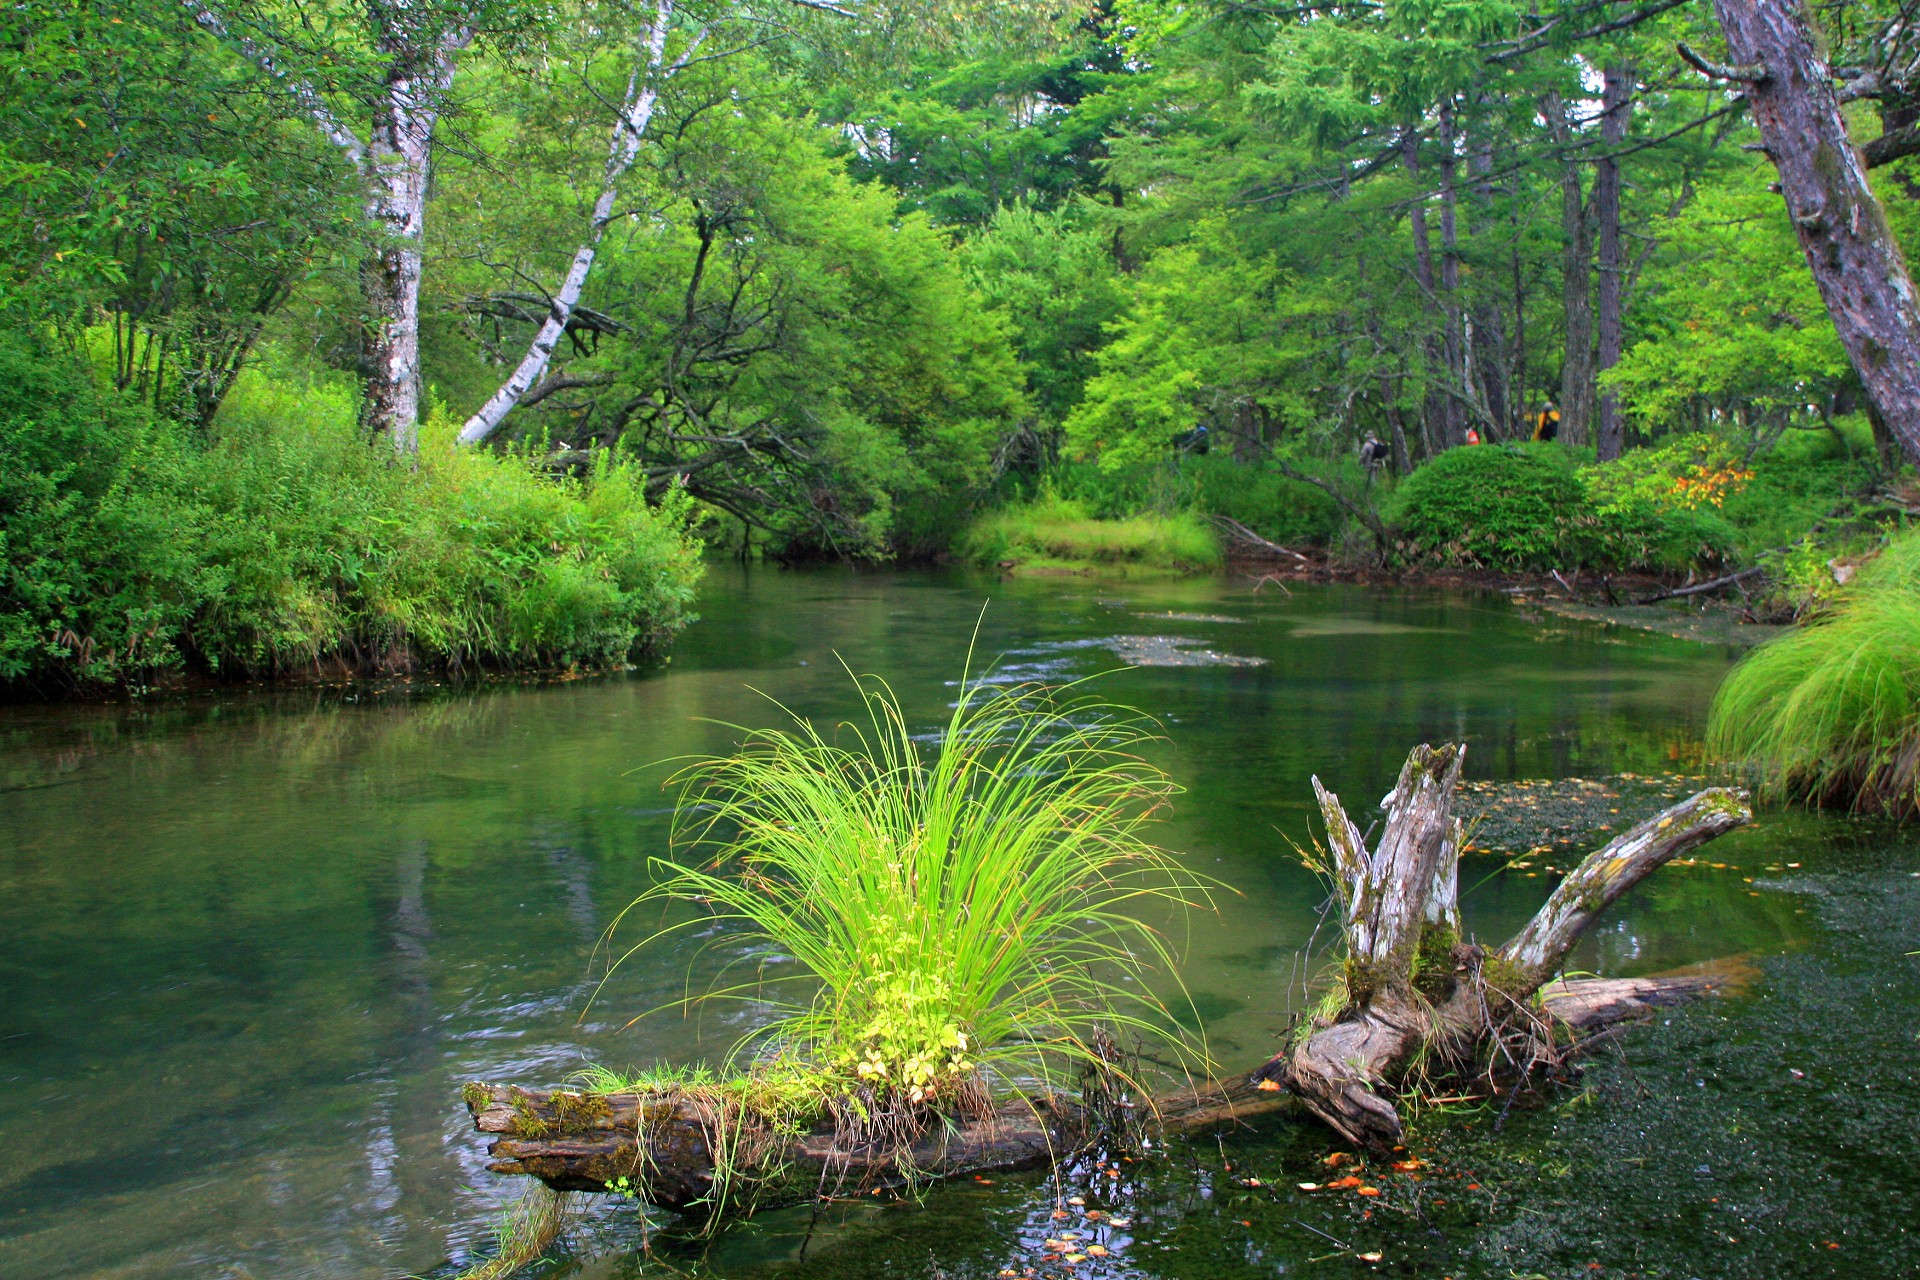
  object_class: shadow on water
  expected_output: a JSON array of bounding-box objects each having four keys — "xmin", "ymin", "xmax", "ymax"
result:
[{"xmin": 0, "ymin": 565, "xmax": 1910, "ymax": 1278}]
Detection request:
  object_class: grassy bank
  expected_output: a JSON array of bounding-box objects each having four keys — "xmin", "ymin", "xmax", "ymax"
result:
[
  {"xmin": 0, "ymin": 342, "xmax": 703, "ymax": 692},
  {"xmin": 959, "ymin": 496, "xmax": 1224, "ymax": 574},
  {"xmin": 1709, "ymin": 530, "xmax": 1920, "ymax": 816}
]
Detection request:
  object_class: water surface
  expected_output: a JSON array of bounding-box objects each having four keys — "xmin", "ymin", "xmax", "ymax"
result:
[{"xmin": 1, "ymin": 567, "xmax": 1898, "ymax": 1278}]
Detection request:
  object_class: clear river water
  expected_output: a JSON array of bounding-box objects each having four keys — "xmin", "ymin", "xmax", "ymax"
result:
[{"xmin": 2, "ymin": 566, "xmax": 1914, "ymax": 1279}]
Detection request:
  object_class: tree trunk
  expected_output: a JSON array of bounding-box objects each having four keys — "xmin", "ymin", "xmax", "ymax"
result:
[
  {"xmin": 1547, "ymin": 93, "xmax": 1595, "ymax": 448},
  {"xmin": 1706, "ymin": 0, "xmax": 1920, "ymax": 465},
  {"xmin": 1437, "ymin": 102, "xmax": 1471, "ymax": 443},
  {"xmin": 458, "ymin": 1, "xmax": 677, "ymax": 446},
  {"xmin": 1468, "ymin": 125, "xmax": 1511, "ymax": 438},
  {"xmin": 358, "ymin": 27, "xmax": 470, "ymax": 456},
  {"xmin": 1405, "ymin": 131, "xmax": 1453, "ymax": 453},
  {"xmin": 1593, "ymin": 64, "xmax": 1633, "ymax": 462},
  {"xmin": 467, "ymin": 747, "xmax": 1751, "ymax": 1208}
]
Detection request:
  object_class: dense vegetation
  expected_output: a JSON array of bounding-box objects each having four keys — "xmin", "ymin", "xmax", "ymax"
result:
[{"xmin": 6, "ymin": 0, "xmax": 1920, "ymax": 691}]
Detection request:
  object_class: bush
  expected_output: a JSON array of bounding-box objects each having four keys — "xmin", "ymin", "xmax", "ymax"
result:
[
  {"xmin": 1393, "ymin": 442, "xmax": 1735, "ymax": 573},
  {"xmin": 0, "ymin": 342, "xmax": 705, "ymax": 691},
  {"xmin": 1709, "ymin": 531, "xmax": 1920, "ymax": 816},
  {"xmin": 959, "ymin": 495, "xmax": 1223, "ymax": 573},
  {"xmin": 1390, "ymin": 444, "xmax": 1584, "ymax": 570}
]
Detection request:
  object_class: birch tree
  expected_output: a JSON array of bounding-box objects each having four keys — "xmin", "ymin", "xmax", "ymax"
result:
[{"xmin": 185, "ymin": 1, "xmax": 485, "ymax": 455}]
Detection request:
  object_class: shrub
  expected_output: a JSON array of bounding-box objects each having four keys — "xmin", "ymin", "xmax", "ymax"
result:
[
  {"xmin": 1390, "ymin": 444, "xmax": 1584, "ymax": 570},
  {"xmin": 958, "ymin": 495, "xmax": 1223, "ymax": 573},
  {"xmin": 0, "ymin": 345, "xmax": 705, "ymax": 690},
  {"xmin": 0, "ymin": 337, "xmax": 218, "ymax": 686},
  {"xmin": 1709, "ymin": 531, "xmax": 1920, "ymax": 816},
  {"xmin": 1392, "ymin": 441, "xmax": 1736, "ymax": 574}
]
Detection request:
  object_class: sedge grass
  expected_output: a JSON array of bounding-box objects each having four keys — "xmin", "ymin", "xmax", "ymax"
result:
[
  {"xmin": 1709, "ymin": 531, "xmax": 1920, "ymax": 815},
  {"xmin": 599, "ymin": 667, "xmax": 1217, "ymax": 1122},
  {"xmin": 960, "ymin": 496, "xmax": 1224, "ymax": 574}
]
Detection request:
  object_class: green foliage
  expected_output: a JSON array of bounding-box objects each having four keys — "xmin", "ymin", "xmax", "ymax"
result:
[
  {"xmin": 0, "ymin": 341, "xmax": 703, "ymax": 689},
  {"xmin": 1048, "ymin": 455, "xmax": 1342, "ymax": 545},
  {"xmin": 1390, "ymin": 445, "xmax": 1583, "ymax": 570},
  {"xmin": 612, "ymin": 671, "xmax": 1213, "ymax": 1110},
  {"xmin": 959, "ymin": 495, "xmax": 1224, "ymax": 573},
  {"xmin": 1710, "ymin": 532, "xmax": 1920, "ymax": 816},
  {"xmin": 1392, "ymin": 443, "xmax": 1734, "ymax": 573}
]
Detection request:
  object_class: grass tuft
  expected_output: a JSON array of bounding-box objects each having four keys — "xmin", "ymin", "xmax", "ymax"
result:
[
  {"xmin": 1709, "ymin": 531, "xmax": 1920, "ymax": 815},
  {"xmin": 602, "ymin": 665, "xmax": 1217, "ymax": 1123}
]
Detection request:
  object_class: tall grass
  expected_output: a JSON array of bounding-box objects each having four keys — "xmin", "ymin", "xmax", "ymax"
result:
[
  {"xmin": 1709, "ymin": 532, "xmax": 1920, "ymax": 815},
  {"xmin": 959, "ymin": 495, "xmax": 1223, "ymax": 574},
  {"xmin": 608, "ymin": 668, "xmax": 1214, "ymax": 1116}
]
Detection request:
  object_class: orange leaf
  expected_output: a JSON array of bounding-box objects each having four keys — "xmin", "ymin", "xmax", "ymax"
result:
[{"xmin": 1356, "ymin": 1186, "xmax": 1381, "ymax": 1197}]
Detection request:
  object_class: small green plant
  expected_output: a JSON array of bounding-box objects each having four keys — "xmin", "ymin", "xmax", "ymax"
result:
[{"xmin": 602, "ymin": 665, "xmax": 1216, "ymax": 1125}]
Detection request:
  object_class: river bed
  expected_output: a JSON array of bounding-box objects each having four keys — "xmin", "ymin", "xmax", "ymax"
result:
[{"xmin": 1, "ymin": 566, "xmax": 1911, "ymax": 1278}]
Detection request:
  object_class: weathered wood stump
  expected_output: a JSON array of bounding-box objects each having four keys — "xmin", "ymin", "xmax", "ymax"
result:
[
  {"xmin": 1263, "ymin": 743, "xmax": 1750, "ymax": 1149},
  {"xmin": 466, "ymin": 744, "xmax": 1752, "ymax": 1209}
]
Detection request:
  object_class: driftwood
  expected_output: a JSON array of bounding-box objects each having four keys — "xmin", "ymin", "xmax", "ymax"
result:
[
  {"xmin": 467, "ymin": 744, "xmax": 1751, "ymax": 1208},
  {"xmin": 1265, "ymin": 744, "xmax": 1750, "ymax": 1148}
]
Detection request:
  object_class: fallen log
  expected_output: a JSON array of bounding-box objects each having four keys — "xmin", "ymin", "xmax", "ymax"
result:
[
  {"xmin": 466, "ymin": 971, "xmax": 1736, "ymax": 1211},
  {"xmin": 466, "ymin": 747, "xmax": 1751, "ymax": 1209}
]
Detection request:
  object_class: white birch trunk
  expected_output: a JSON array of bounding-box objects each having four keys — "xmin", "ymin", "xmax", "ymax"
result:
[{"xmin": 457, "ymin": 0, "xmax": 677, "ymax": 447}]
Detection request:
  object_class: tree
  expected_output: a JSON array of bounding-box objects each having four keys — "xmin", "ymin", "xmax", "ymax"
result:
[{"xmin": 1692, "ymin": 0, "xmax": 1920, "ymax": 464}]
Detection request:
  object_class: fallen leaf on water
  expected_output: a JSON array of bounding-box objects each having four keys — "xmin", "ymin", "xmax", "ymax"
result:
[
  {"xmin": 1242, "ymin": 1177, "xmax": 1263, "ymax": 1187},
  {"xmin": 1064, "ymin": 1253, "xmax": 1087, "ymax": 1264},
  {"xmin": 1328, "ymin": 1175, "xmax": 1363, "ymax": 1189},
  {"xmin": 1391, "ymin": 1159, "xmax": 1425, "ymax": 1172},
  {"xmin": 1107, "ymin": 1217, "xmax": 1131, "ymax": 1228},
  {"xmin": 1357, "ymin": 1186, "xmax": 1381, "ymax": 1197},
  {"xmin": 1255, "ymin": 1078, "xmax": 1284, "ymax": 1092},
  {"xmin": 1087, "ymin": 1245, "xmax": 1110, "ymax": 1257},
  {"xmin": 1237, "ymin": 1219, "xmax": 1252, "ymax": 1227},
  {"xmin": 1466, "ymin": 1183, "xmax": 1482, "ymax": 1191},
  {"xmin": 1051, "ymin": 1209, "xmax": 1071, "ymax": 1220},
  {"xmin": 1297, "ymin": 1182, "xmax": 1322, "ymax": 1191},
  {"xmin": 1359, "ymin": 1252, "xmax": 1384, "ymax": 1263},
  {"xmin": 1067, "ymin": 1197, "xmax": 1085, "ymax": 1206},
  {"xmin": 1324, "ymin": 1152, "xmax": 1354, "ymax": 1167}
]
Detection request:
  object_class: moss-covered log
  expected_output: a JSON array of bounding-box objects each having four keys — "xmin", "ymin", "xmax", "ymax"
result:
[{"xmin": 466, "ymin": 971, "xmax": 1734, "ymax": 1210}]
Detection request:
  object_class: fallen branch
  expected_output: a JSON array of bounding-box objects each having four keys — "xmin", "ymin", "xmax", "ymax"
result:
[
  {"xmin": 1635, "ymin": 564, "xmax": 1765, "ymax": 604},
  {"xmin": 1211, "ymin": 515, "xmax": 1309, "ymax": 562}
]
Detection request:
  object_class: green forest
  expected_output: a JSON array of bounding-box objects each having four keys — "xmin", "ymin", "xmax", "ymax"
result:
[{"xmin": 7, "ymin": 0, "xmax": 1920, "ymax": 801}]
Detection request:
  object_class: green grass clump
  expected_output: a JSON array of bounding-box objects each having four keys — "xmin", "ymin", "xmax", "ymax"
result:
[
  {"xmin": 608, "ymin": 668, "xmax": 1213, "ymax": 1120},
  {"xmin": 1709, "ymin": 532, "xmax": 1920, "ymax": 815},
  {"xmin": 959, "ymin": 495, "xmax": 1223, "ymax": 574}
]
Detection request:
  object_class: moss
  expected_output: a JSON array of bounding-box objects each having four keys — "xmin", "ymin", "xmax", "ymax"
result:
[
  {"xmin": 1411, "ymin": 923, "xmax": 1461, "ymax": 1003},
  {"xmin": 549, "ymin": 1090, "xmax": 613, "ymax": 1134},
  {"xmin": 461, "ymin": 1080, "xmax": 491, "ymax": 1109},
  {"xmin": 508, "ymin": 1092, "xmax": 553, "ymax": 1140},
  {"xmin": 1481, "ymin": 952, "xmax": 1536, "ymax": 1003}
]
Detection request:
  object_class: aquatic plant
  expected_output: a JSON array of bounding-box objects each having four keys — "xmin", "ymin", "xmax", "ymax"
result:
[
  {"xmin": 1709, "ymin": 531, "xmax": 1920, "ymax": 815},
  {"xmin": 603, "ymin": 667, "xmax": 1214, "ymax": 1120}
]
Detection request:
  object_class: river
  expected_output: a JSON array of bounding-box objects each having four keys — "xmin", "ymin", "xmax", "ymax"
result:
[{"xmin": 1, "ymin": 566, "xmax": 1912, "ymax": 1278}]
